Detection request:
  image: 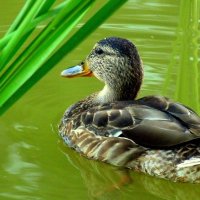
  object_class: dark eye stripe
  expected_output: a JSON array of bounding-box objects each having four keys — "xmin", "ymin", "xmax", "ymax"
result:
[{"xmin": 95, "ymin": 48, "xmax": 104, "ymax": 55}]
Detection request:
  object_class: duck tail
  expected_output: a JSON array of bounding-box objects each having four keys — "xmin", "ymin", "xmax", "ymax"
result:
[
  {"xmin": 176, "ymin": 157, "xmax": 200, "ymax": 169},
  {"xmin": 176, "ymin": 157, "xmax": 200, "ymax": 183}
]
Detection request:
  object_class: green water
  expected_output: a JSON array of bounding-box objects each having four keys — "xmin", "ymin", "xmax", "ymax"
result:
[{"xmin": 1, "ymin": 0, "xmax": 200, "ymax": 199}]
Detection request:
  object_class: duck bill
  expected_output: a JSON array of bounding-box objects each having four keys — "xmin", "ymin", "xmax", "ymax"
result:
[{"xmin": 61, "ymin": 62, "xmax": 93, "ymax": 78}]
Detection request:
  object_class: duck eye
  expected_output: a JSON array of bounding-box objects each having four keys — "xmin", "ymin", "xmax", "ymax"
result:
[{"xmin": 95, "ymin": 48, "xmax": 104, "ymax": 55}]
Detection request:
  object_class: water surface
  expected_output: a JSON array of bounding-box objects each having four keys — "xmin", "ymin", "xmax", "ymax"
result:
[{"xmin": 1, "ymin": 0, "xmax": 200, "ymax": 199}]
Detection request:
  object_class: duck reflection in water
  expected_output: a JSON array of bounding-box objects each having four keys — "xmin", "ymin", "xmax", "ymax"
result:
[{"xmin": 59, "ymin": 140, "xmax": 200, "ymax": 200}]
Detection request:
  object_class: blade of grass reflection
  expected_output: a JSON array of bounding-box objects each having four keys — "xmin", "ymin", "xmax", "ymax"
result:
[
  {"xmin": 176, "ymin": 0, "xmax": 199, "ymax": 112},
  {"xmin": 176, "ymin": 0, "xmax": 190, "ymax": 102},
  {"xmin": 190, "ymin": 0, "xmax": 200, "ymax": 113},
  {"xmin": 163, "ymin": 0, "xmax": 199, "ymax": 113}
]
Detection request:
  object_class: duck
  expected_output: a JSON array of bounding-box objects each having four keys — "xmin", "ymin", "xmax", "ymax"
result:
[{"xmin": 59, "ymin": 37, "xmax": 200, "ymax": 183}]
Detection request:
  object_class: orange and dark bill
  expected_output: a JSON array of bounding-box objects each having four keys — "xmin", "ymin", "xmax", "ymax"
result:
[{"xmin": 61, "ymin": 62, "xmax": 93, "ymax": 78}]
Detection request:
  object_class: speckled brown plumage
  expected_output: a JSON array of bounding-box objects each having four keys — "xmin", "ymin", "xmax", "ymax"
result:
[{"xmin": 59, "ymin": 37, "xmax": 200, "ymax": 183}]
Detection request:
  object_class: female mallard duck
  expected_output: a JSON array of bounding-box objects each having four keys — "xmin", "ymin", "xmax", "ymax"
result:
[{"xmin": 59, "ymin": 37, "xmax": 200, "ymax": 183}]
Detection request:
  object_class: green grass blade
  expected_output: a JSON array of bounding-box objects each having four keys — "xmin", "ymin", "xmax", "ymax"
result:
[
  {"xmin": 0, "ymin": 0, "xmax": 127, "ymax": 115},
  {"xmin": 0, "ymin": 0, "xmax": 93, "ymax": 90},
  {"xmin": 38, "ymin": 0, "xmax": 128, "ymax": 68},
  {"xmin": 0, "ymin": 0, "xmax": 55, "ymax": 70},
  {"xmin": 0, "ymin": 0, "xmax": 46, "ymax": 69},
  {"xmin": 36, "ymin": 0, "xmax": 56, "ymax": 16},
  {"xmin": 0, "ymin": 1, "xmax": 64, "ymax": 50},
  {"xmin": 0, "ymin": 0, "xmax": 94, "ymax": 109},
  {"xmin": 5, "ymin": 0, "xmax": 35, "ymax": 35}
]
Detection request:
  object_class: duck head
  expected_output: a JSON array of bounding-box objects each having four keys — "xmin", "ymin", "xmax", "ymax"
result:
[{"xmin": 61, "ymin": 37, "xmax": 143, "ymax": 103}]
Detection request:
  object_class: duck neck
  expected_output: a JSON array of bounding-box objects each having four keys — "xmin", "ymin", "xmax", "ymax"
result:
[{"xmin": 95, "ymin": 83, "xmax": 140, "ymax": 104}]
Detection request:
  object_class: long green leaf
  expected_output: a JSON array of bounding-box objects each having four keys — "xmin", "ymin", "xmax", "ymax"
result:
[
  {"xmin": 0, "ymin": 0, "xmax": 90, "ymax": 90},
  {"xmin": 4, "ymin": 0, "xmax": 35, "ymax": 35},
  {"xmin": 0, "ymin": 0, "xmax": 56, "ymax": 70},
  {"xmin": 0, "ymin": 1, "xmax": 46, "ymax": 69},
  {"xmin": 0, "ymin": 0, "xmax": 127, "ymax": 115},
  {"xmin": 0, "ymin": 2, "xmax": 66, "ymax": 50},
  {"xmin": 0, "ymin": 0, "xmax": 94, "ymax": 106}
]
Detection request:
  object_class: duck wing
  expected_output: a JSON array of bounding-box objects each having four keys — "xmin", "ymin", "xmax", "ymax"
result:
[
  {"xmin": 136, "ymin": 96, "xmax": 200, "ymax": 136},
  {"xmin": 74, "ymin": 96, "xmax": 200, "ymax": 148}
]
